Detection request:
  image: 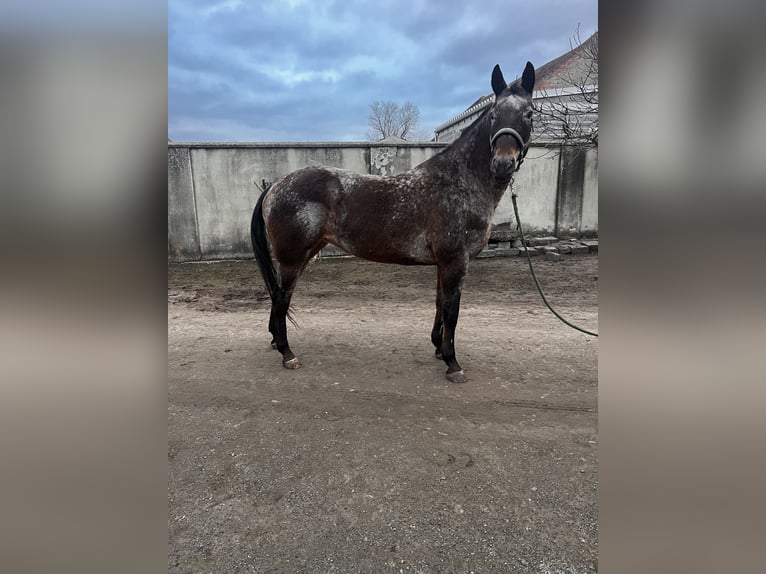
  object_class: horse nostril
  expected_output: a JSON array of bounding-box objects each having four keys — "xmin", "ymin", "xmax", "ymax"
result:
[
  {"xmin": 491, "ymin": 160, "xmax": 515, "ymax": 181},
  {"xmin": 492, "ymin": 156, "xmax": 515, "ymax": 174}
]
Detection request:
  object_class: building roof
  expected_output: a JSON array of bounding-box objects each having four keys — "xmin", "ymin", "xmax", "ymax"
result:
[
  {"xmin": 434, "ymin": 95, "xmax": 494, "ymax": 133},
  {"xmin": 435, "ymin": 32, "xmax": 598, "ymax": 134},
  {"xmin": 533, "ymin": 31, "xmax": 598, "ymax": 91}
]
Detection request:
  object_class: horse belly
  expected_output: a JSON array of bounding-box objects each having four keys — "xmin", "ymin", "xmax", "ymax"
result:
[
  {"xmin": 331, "ymin": 217, "xmax": 433, "ymax": 265},
  {"xmin": 323, "ymin": 168, "xmax": 437, "ymax": 264}
]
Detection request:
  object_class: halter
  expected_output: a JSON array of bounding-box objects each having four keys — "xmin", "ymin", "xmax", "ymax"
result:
[{"xmin": 489, "ymin": 127, "xmax": 529, "ymax": 170}]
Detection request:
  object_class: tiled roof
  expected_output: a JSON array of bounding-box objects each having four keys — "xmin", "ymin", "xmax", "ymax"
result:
[{"xmin": 534, "ymin": 32, "xmax": 598, "ymax": 91}]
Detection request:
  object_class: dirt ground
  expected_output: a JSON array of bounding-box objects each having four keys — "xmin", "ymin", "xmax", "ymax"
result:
[{"xmin": 168, "ymin": 254, "xmax": 598, "ymax": 573}]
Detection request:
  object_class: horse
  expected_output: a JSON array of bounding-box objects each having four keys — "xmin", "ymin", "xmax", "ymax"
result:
[{"xmin": 251, "ymin": 62, "xmax": 535, "ymax": 383}]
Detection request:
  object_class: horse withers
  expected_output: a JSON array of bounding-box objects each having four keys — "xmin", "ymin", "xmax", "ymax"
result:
[{"xmin": 251, "ymin": 62, "xmax": 535, "ymax": 383}]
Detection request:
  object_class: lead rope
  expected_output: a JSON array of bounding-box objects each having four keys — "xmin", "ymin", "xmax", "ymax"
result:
[{"xmin": 510, "ymin": 189, "xmax": 599, "ymax": 337}]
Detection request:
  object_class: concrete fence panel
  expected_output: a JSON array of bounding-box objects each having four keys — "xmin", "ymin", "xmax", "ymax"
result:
[
  {"xmin": 581, "ymin": 147, "xmax": 599, "ymax": 235},
  {"xmin": 168, "ymin": 142, "xmax": 596, "ymax": 261},
  {"xmin": 167, "ymin": 146, "xmax": 200, "ymax": 261},
  {"xmin": 493, "ymin": 146, "xmax": 561, "ymax": 234}
]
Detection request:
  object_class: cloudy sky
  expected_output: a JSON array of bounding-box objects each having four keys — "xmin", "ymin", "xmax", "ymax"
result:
[{"xmin": 169, "ymin": 0, "xmax": 597, "ymax": 142}]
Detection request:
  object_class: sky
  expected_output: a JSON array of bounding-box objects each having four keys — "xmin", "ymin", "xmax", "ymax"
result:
[{"xmin": 168, "ymin": 0, "xmax": 597, "ymax": 142}]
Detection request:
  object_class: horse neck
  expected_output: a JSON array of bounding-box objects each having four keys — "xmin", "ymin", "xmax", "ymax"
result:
[{"xmin": 440, "ymin": 114, "xmax": 504, "ymax": 199}]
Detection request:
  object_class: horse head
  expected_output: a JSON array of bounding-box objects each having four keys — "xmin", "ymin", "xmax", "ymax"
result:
[{"xmin": 487, "ymin": 62, "xmax": 535, "ymax": 185}]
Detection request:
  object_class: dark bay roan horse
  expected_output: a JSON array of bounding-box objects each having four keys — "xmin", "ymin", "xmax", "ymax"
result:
[{"xmin": 251, "ymin": 62, "xmax": 535, "ymax": 383}]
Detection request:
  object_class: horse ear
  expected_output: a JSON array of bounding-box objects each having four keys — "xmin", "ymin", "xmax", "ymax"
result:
[
  {"xmin": 491, "ymin": 64, "xmax": 507, "ymax": 97},
  {"xmin": 521, "ymin": 61, "xmax": 535, "ymax": 94}
]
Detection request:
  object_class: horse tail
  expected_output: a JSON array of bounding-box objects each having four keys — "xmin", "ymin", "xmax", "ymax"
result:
[{"xmin": 251, "ymin": 189, "xmax": 279, "ymax": 299}]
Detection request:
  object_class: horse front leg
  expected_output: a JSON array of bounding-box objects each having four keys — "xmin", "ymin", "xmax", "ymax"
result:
[
  {"xmin": 431, "ymin": 267, "xmax": 443, "ymax": 359},
  {"xmin": 438, "ymin": 260, "xmax": 468, "ymax": 383}
]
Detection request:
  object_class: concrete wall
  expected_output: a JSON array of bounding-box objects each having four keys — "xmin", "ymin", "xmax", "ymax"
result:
[
  {"xmin": 168, "ymin": 141, "xmax": 597, "ymax": 261},
  {"xmin": 493, "ymin": 146, "xmax": 561, "ymax": 234}
]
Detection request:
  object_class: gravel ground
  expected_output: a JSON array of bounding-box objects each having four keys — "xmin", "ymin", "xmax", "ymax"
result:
[{"xmin": 168, "ymin": 255, "xmax": 598, "ymax": 573}]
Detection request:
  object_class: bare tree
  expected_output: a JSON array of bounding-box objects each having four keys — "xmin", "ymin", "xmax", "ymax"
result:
[
  {"xmin": 367, "ymin": 101, "xmax": 422, "ymax": 140},
  {"xmin": 532, "ymin": 25, "xmax": 598, "ymax": 148}
]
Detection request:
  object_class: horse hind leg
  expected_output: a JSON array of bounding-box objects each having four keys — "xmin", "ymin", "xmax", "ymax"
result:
[
  {"xmin": 268, "ymin": 312, "xmax": 278, "ymax": 349},
  {"xmin": 269, "ymin": 236, "xmax": 329, "ymax": 368},
  {"xmin": 270, "ymin": 262, "xmax": 303, "ymax": 369},
  {"xmin": 266, "ymin": 196, "xmax": 329, "ymax": 368}
]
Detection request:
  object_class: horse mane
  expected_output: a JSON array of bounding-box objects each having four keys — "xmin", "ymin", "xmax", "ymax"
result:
[{"xmin": 434, "ymin": 103, "xmax": 491, "ymax": 158}]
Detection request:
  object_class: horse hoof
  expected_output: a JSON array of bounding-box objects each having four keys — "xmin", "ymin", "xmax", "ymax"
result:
[
  {"xmin": 446, "ymin": 369, "xmax": 466, "ymax": 383},
  {"xmin": 283, "ymin": 357, "xmax": 302, "ymax": 369}
]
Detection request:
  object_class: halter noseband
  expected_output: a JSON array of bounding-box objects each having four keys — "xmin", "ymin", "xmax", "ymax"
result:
[{"xmin": 489, "ymin": 127, "xmax": 529, "ymax": 170}]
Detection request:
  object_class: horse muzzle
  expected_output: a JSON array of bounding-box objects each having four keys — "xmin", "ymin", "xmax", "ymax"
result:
[
  {"xmin": 490, "ymin": 155, "xmax": 517, "ymax": 183},
  {"xmin": 489, "ymin": 127, "xmax": 528, "ymax": 184}
]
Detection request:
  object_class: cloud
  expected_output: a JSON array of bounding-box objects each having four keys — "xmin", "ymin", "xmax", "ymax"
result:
[
  {"xmin": 169, "ymin": 0, "xmax": 598, "ymax": 141},
  {"xmin": 200, "ymin": 0, "xmax": 244, "ymax": 19}
]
